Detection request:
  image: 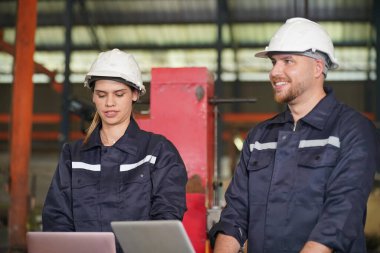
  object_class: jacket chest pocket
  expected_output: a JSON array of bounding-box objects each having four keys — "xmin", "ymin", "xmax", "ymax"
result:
[
  {"xmin": 121, "ymin": 165, "xmax": 151, "ymax": 185},
  {"xmin": 72, "ymin": 170, "xmax": 100, "ymax": 220},
  {"xmin": 295, "ymin": 146, "xmax": 339, "ymax": 205},
  {"xmin": 247, "ymin": 150, "xmax": 274, "ymax": 204},
  {"xmin": 119, "ymin": 165, "xmax": 152, "ymax": 219}
]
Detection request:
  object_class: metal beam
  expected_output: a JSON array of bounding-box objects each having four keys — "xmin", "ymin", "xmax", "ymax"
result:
[
  {"xmin": 78, "ymin": 0, "xmax": 105, "ymax": 51},
  {"xmin": 32, "ymin": 41, "xmax": 373, "ymax": 52},
  {"xmin": 8, "ymin": 0, "xmax": 37, "ymax": 252},
  {"xmin": 213, "ymin": 0, "xmax": 228, "ymax": 208},
  {"xmin": 60, "ymin": 0, "xmax": 73, "ymax": 145},
  {"xmin": 0, "ymin": 12, "xmax": 373, "ymax": 28},
  {"xmin": 0, "ymin": 0, "xmax": 374, "ymax": 28},
  {"xmin": 226, "ymin": 4, "xmax": 242, "ymax": 113},
  {"xmin": 375, "ymin": 0, "xmax": 380, "ymax": 120},
  {"xmin": 38, "ymin": 13, "xmax": 374, "ymax": 26}
]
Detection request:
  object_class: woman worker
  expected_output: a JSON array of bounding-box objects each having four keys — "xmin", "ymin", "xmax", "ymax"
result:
[{"xmin": 42, "ymin": 49, "xmax": 188, "ymax": 252}]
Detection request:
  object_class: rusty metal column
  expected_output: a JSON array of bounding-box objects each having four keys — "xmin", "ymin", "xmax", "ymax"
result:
[{"xmin": 8, "ymin": 0, "xmax": 37, "ymax": 252}]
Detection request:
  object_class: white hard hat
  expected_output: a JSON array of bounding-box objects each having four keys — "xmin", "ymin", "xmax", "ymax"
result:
[
  {"xmin": 255, "ymin": 17, "xmax": 339, "ymax": 69},
  {"xmin": 84, "ymin": 48, "xmax": 146, "ymax": 95}
]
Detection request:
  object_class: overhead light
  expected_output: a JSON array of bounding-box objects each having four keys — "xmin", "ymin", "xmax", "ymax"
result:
[{"xmin": 233, "ymin": 135, "xmax": 244, "ymax": 151}]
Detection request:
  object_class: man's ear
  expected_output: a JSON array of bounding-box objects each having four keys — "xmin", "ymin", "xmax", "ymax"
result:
[{"xmin": 315, "ymin": 59, "xmax": 325, "ymax": 78}]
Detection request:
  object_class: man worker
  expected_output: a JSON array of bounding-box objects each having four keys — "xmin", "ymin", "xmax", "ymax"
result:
[{"xmin": 209, "ymin": 17, "xmax": 379, "ymax": 253}]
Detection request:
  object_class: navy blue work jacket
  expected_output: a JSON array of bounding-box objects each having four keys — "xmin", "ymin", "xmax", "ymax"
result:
[
  {"xmin": 42, "ymin": 118, "xmax": 187, "ymax": 234},
  {"xmin": 209, "ymin": 87, "xmax": 379, "ymax": 253}
]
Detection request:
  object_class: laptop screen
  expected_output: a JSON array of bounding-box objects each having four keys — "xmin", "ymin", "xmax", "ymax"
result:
[
  {"xmin": 27, "ymin": 231, "xmax": 116, "ymax": 253},
  {"xmin": 111, "ymin": 220, "xmax": 195, "ymax": 253}
]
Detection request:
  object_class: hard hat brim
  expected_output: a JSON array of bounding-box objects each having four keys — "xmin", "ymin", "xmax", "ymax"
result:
[
  {"xmin": 254, "ymin": 50, "xmax": 269, "ymax": 58},
  {"xmin": 254, "ymin": 50, "xmax": 339, "ymax": 70},
  {"xmin": 254, "ymin": 49, "xmax": 309, "ymax": 58},
  {"xmin": 86, "ymin": 76, "xmax": 141, "ymax": 92}
]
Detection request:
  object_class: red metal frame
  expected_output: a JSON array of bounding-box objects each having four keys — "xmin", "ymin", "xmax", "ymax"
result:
[{"xmin": 136, "ymin": 67, "xmax": 215, "ymax": 253}]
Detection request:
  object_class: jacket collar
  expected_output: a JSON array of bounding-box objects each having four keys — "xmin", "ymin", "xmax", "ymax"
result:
[
  {"xmin": 301, "ymin": 86, "xmax": 337, "ymax": 130},
  {"xmin": 113, "ymin": 117, "xmax": 139, "ymax": 155},
  {"xmin": 81, "ymin": 117, "xmax": 140, "ymax": 156},
  {"xmin": 269, "ymin": 86, "xmax": 338, "ymax": 130}
]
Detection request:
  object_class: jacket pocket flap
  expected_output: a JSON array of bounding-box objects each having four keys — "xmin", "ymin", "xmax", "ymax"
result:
[
  {"xmin": 298, "ymin": 147, "xmax": 338, "ymax": 168},
  {"xmin": 248, "ymin": 153, "xmax": 273, "ymax": 171},
  {"xmin": 72, "ymin": 173, "xmax": 99, "ymax": 188}
]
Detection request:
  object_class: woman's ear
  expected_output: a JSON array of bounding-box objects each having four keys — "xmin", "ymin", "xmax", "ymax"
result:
[{"xmin": 132, "ymin": 90, "xmax": 139, "ymax": 102}]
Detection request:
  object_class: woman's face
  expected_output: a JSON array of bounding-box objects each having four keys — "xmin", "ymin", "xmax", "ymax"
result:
[{"xmin": 92, "ymin": 79, "xmax": 139, "ymax": 127}]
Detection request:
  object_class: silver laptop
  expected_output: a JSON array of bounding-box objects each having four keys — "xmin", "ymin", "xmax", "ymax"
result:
[
  {"xmin": 111, "ymin": 220, "xmax": 195, "ymax": 253},
  {"xmin": 27, "ymin": 231, "xmax": 116, "ymax": 253}
]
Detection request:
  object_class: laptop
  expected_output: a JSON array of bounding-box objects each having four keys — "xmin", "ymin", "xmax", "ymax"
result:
[
  {"xmin": 27, "ymin": 231, "xmax": 116, "ymax": 253},
  {"xmin": 111, "ymin": 220, "xmax": 195, "ymax": 253}
]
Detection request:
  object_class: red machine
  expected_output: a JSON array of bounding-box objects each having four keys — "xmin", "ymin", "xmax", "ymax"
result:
[{"xmin": 136, "ymin": 67, "xmax": 215, "ymax": 253}]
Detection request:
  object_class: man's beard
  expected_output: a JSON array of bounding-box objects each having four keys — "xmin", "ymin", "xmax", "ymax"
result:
[{"xmin": 273, "ymin": 82, "xmax": 305, "ymax": 104}]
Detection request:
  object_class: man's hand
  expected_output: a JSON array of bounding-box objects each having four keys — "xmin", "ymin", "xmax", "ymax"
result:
[
  {"xmin": 300, "ymin": 241, "xmax": 333, "ymax": 253},
  {"xmin": 213, "ymin": 233, "xmax": 241, "ymax": 253}
]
